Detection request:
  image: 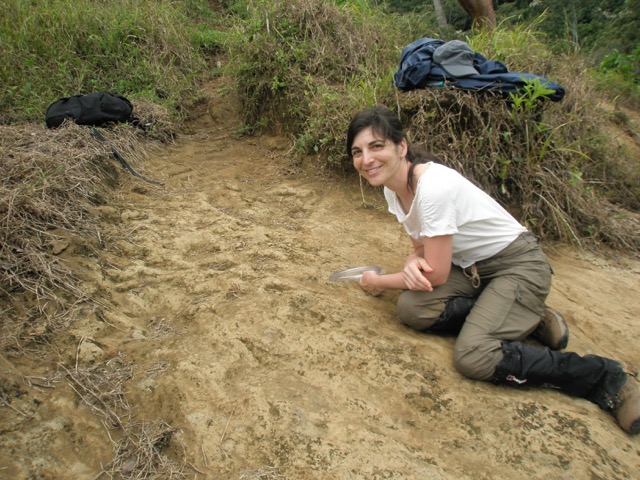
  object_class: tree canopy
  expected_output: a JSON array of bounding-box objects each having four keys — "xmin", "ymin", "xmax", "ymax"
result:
[{"xmin": 379, "ymin": 0, "xmax": 639, "ymax": 57}]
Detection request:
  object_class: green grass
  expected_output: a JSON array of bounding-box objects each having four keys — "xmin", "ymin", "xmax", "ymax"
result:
[{"xmin": 0, "ymin": 0, "xmax": 227, "ymax": 123}]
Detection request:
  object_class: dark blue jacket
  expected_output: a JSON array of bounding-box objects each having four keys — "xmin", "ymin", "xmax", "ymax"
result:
[{"xmin": 393, "ymin": 37, "xmax": 565, "ymax": 102}]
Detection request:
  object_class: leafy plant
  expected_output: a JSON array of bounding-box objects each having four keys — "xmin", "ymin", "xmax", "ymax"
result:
[
  {"xmin": 509, "ymin": 77, "xmax": 557, "ymax": 118},
  {"xmin": 598, "ymin": 46, "xmax": 640, "ymax": 91}
]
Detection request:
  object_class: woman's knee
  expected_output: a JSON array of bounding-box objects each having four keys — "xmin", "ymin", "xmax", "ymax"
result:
[
  {"xmin": 396, "ymin": 291, "xmax": 443, "ymax": 331},
  {"xmin": 453, "ymin": 343, "xmax": 502, "ymax": 381}
]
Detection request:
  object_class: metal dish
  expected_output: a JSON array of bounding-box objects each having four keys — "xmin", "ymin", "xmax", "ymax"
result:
[{"xmin": 328, "ymin": 265, "xmax": 383, "ymax": 282}]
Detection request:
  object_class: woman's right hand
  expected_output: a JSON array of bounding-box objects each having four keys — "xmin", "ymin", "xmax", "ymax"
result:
[
  {"xmin": 359, "ymin": 270, "xmax": 385, "ymax": 297},
  {"xmin": 403, "ymin": 255, "xmax": 434, "ymax": 291}
]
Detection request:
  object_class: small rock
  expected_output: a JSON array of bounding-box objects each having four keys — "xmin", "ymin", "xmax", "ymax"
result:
[
  {"xmin": 51, "ymin": 239, "xmax": 69, "ymax": 255},
  {"xmin": 120, "ymin": 458, "xmax": 137, "ymax": 475}
]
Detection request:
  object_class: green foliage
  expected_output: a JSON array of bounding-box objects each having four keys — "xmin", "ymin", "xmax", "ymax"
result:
[
  {"xmin": 599, "ymin": 46, "xmax": 640, "ymax": 85},
  {"xmin": 0, "ymin": 0, "xmax": 220, "ymax": 123},
  {"xmin": 506, "ymin": 78, "xmax": 559, "ymax": 177},
  {"xmin": 379, "ymin": 0, "xmax": 468, "ymax": 29},
  {"xmin": 470, "ymin": 14, "xmax": 555, "ymax": 74},
  {"xmin": 588, "ymin": 46, "xmax": 640, "ymax": 106},
  {"xmin": 190, "ymin": 26, "xmax": 230, "ymax": 55},
  {"xmin": 509, "ymin": 78, "xmax": 557, "ymax": 118},
  {"xmin": 495, "ymin": 0, "xmax": 640, "ymax": 56},
  {"xmin": 331, "ymin": 0, "xmax": 372, "ymax": 8}
]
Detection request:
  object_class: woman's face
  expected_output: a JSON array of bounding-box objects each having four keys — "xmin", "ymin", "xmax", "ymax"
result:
[{"xmin": 350, "ymin": 127, "xmax": 407, "ymax": 187}]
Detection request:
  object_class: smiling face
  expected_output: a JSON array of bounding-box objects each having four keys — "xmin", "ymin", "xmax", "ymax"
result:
[{"xmin": 350, "ymin": 126, "xmax": 408, "ymax": 188}]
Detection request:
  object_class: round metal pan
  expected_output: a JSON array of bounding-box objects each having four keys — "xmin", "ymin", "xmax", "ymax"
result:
[{"xmin": 328, "ymin": 265, "xmax": 383, "ymax": 282}]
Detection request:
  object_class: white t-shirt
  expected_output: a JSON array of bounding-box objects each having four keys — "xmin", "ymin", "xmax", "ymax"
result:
[{"xmin": 384, "ymin": 162, "xmax": 527, "ymax": 268}]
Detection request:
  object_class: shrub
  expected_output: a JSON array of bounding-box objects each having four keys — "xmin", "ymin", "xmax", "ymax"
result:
[{"xmin": 226, "ymin": 0, "xmax": 432, "ymax": 137}]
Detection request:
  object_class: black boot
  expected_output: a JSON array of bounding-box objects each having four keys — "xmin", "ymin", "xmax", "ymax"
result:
[
  {"xmin": 493, "ymin": 341, "xmax": 639, "ymax": 433},
  {"xmin": 426, "ymin": 297, "xmax": 475, "ymax": 334}
]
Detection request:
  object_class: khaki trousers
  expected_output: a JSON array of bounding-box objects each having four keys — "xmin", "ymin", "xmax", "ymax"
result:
[{"xmin": 397, "ymin": 233, "xmax": 552, "ymax": 381}]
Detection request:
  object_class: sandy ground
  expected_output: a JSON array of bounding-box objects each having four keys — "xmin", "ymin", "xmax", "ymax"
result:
[{"xmin": 1, "ymin": 89, "xmax": 640, "ymax": 480}]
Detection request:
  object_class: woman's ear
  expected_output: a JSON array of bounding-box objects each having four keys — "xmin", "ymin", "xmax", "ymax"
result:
[{"xmin": 400, "ymin": 138, "xmax": 408, "ymax": 159}]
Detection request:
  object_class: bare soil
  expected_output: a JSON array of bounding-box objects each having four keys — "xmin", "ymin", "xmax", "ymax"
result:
[{"xmin": 1, "ymin": 86, "xmax": 640, "ymax": 480}]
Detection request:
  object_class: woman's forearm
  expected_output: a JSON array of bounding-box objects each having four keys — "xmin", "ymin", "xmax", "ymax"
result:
[{"xmin": 375, "ymin": 272, "xmax": 407, "ymax": 290}]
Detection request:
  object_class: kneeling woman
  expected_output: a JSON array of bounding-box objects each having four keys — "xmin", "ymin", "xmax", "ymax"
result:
[{"xmin": 346, "ymin": 106, "xmax": 639, "ymax": 434}]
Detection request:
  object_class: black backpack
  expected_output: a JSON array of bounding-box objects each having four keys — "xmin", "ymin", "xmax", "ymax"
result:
[
  {"xmin": 44, "ymin": 92, "xmax": 161, "ymax": 184},
  {"xmin": 45, "ymin": 91, "xmax": 136, "ymax": 129}
]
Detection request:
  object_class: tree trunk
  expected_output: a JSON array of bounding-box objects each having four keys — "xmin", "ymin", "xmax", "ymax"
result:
[
  {"xmin": 458, "ymin": 0, "xmax": 496, "ymax": 31},
  {"xmin": 433, "ymin": 0, "xmax": 448, "ymax": 30}
]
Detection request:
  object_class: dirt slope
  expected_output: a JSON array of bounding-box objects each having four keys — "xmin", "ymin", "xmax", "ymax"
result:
[{"xmin": 1, "ymin": 87, "xmax": 639, "ymax": 480}]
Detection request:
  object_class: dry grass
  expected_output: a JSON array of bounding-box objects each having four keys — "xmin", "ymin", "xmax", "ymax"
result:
[
  {"xmin": 0, "ymin": 100, "xmax": 174, "ymax": 372},
  {"xmin": 240, "ymin": 467, "xmax": 287, "ymax": 479},
  {"xmin": 0, "ymin": 99, "xmax": 172, "ymax": 300},
  {"xmin": 0, "ymin": 122, "xmax": 130, "ymax": 360},
  {"xmin": 391, "ymin": 88, "xmax": 640, "ymax": 252},
  {"xmin": 98, "ymin": 419, "xmax": 186, "ymax": 480},
  {"xmin": 60, "ymin": 353, "xmax": 187, "ymax": 479},
  {"xmin": 1, "ymin": 123, "xmax": 109, "ymax": 298},
  {"xmin": 0, "ymin": 94, "xmax": 185, "ymax": 478},
  {"xmin": 63, "ymin": 353, "xmax": 135, "ymax": 428}
]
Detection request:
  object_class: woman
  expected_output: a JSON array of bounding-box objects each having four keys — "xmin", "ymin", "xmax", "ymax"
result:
[{"xmin": 346, "ymin": 106, "xmax": 639, "ymax": 434}]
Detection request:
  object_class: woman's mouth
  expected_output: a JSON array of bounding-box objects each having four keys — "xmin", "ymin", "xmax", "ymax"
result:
[{"xmin": 366, "ymin": 166, "xmax": 381, "ymax": 176}]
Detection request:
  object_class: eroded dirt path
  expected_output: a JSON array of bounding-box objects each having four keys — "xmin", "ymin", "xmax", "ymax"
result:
[{"xmin": 2, "ymin": 91, "xmax": 640, "ymax": 479}]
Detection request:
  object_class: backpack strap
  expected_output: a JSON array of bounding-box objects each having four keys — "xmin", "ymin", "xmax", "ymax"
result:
[{"xmin": 90, "ymin": 128, "xmax": 163, "ymax": 185}]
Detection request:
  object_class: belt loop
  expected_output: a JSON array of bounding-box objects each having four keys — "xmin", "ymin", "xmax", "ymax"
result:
[{"xmin": 464, "ymin": 264, "xmax": 481, "ymax": 289}]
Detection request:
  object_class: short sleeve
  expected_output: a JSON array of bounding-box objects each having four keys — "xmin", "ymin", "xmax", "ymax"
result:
[{"xmin": 418, "ymin": 182, "xmax": 459, "ymax": 238}]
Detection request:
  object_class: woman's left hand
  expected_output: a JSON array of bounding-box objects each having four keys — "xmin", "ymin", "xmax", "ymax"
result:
[{"xmin": 403, "ymin": 255, "xmax": 434, "ymax": 291}]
